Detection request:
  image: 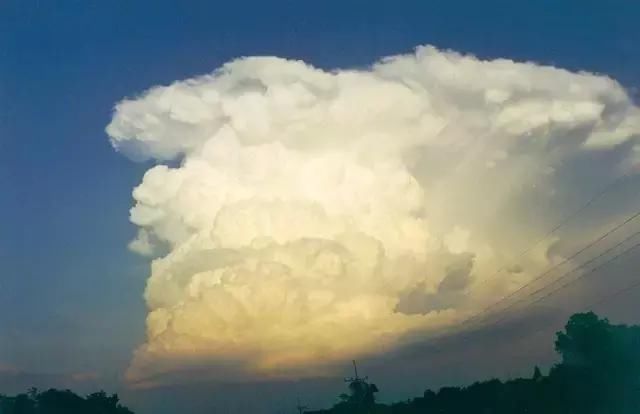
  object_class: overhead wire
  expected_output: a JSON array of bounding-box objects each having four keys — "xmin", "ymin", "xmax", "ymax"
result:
[{"xmin": 459, "ymin": 204, "xmax": 640, "ymax": 328}]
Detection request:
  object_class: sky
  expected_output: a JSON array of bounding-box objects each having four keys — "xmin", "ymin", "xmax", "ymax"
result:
[{"xmin": 1, "ymin": 1, "xmax": 640, "ymax": 413}]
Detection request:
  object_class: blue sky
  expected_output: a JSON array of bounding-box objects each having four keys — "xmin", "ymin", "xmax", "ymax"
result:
[{"xmin": 1, "ymin": 0, "xmax": 640, "ymax": 412}]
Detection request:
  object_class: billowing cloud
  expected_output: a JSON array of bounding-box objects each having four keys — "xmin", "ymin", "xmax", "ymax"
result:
[{"xmin": 107, "ymin": 46, "xmax": 640, "ymax": 385}]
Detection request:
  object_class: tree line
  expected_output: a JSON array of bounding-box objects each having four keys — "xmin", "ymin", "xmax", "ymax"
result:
[
  {"xmin": 1, "ymin": 312, "xmax": 639, "ymax": 413},
  {"xmin": 308, "ymin": 312, "xmax": 640, "ymax": 414},
  {"xmin": 0, "ymin": 389, "xmax": 134, "ymax": 414}
]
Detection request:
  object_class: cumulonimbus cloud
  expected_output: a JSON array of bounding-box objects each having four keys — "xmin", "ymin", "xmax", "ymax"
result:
[{"xmin": 107, "ymin": 46, "xmax": 640, "ymax": 386}]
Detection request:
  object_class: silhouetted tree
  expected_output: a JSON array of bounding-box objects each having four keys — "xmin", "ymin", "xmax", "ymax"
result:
[
  {"xmin": 532, "ymin": 365, "xmax": 542, "ymax": 381},
  {"xmin": 3, "ymin": 312, "xmax": 638, "ymax": 414},
  {"xmin": 310, "ymin": 312, "xmax": 640, "ymax": 414},
  {"xmin": 0, "ymin": 388, "xmax": 135, "ymax": 414},
  {"xmin": 549, "ymin": 311, "xmax": 640, "ymax": 413}
]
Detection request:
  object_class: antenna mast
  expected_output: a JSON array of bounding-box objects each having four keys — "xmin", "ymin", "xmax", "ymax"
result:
[
  {"xmin": 345, "ymin": 360, "xmax": 368, "ymax": 383},
  {"xmin": 295, "ymin": 397, "xmax": 308, "ymax": 414}
]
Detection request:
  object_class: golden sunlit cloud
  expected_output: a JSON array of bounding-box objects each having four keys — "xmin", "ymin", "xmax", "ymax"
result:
[{"xmin": 107, "ymin": 46, "xmax": 640, "ymax": 386}]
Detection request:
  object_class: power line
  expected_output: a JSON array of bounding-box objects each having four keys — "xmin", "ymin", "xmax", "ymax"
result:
[
  {"xmin": 412, "ymin": 231, "xmax": 640, "ymax": 360},
  {"xmin": 516, "ymin": 173, "xmax": 630, "ymax": 258},
  {"xmin": 472, "ymin": 173, "xmax": 630, "ymax": 284},
  {"xmin": 488, "ymin": 238, "xmax": 640, "ymax": 327},
  {"xmin": 485, "ymin": 246, "xmax": 640, "ymax": 358},
  {"xmin": 586, "ymin": 278, "xmax": 640, "ymax": 309},
  {"xmin": 460, "ymin": 206, "xmax": 640, "ymax": 328},
  {"xmin": 442, "ymin": 231, "xmax": 640, "ymax": 347},
  {"xmin": 411, "ymin": 175, "xmax": 637, "ymax": 348},
  {"xmin": 464, "ymin": 271, "xmax": 640, "ymax": 370},
  {"xmin": 488, "ymin": 275, "xmax": 640, "ymax": 366},
  {"xmin": 477, "ymin": 228, "xmax": 640, "ymax": 326}
]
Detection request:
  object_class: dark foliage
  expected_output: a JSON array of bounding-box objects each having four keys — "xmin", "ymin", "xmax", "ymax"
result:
[
  {"xmin": 309, "ymin": 312, "xmax": 640, "ymax": 414},
  {"xmin": 2, "ymin": 312, "xmax": 638, "ymax": 414},
  {"xmin": 0, "ymin": 388, "xmax": 134, "ymax": 414}
]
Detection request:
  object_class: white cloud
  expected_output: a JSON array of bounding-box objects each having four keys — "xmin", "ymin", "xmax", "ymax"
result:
[
  {"xmin": 107, "ymin": 45, "xmax": 640, "ymax": 385},
  {"xmin": 128, "ymin": 229, "xmax": 156, "ymax": 257}
]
